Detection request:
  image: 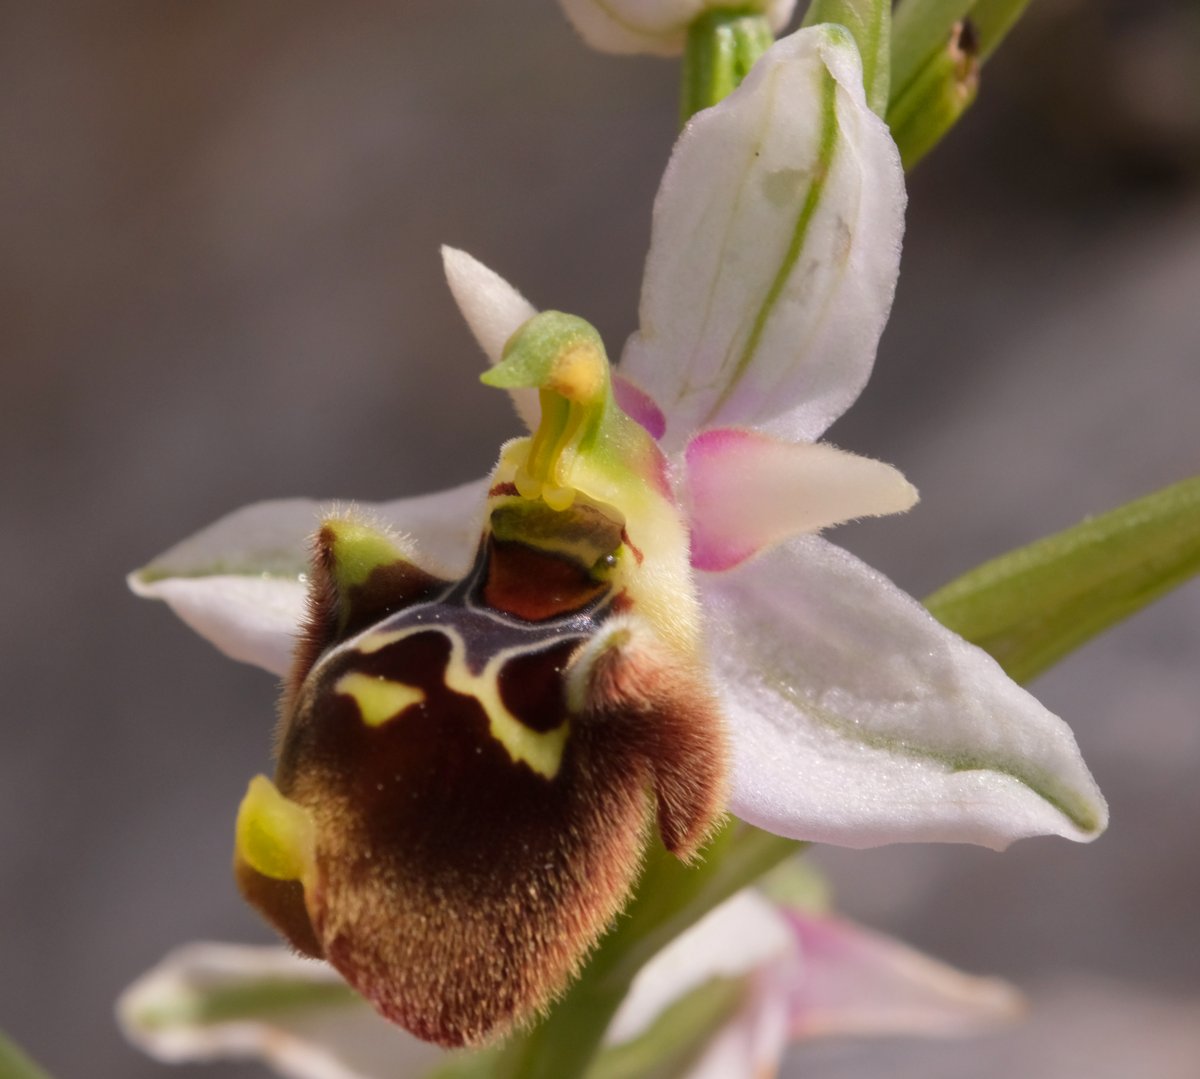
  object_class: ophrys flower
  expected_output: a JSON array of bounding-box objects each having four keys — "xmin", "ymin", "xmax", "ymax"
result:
[{"xmin": 130, "ymin": 26, "xmax": 1106, "ymax": 1049}]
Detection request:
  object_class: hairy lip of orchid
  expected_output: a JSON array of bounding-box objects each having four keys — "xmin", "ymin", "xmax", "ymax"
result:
[
  {"xmin": 128, "ymin": 24, "xmax": 1107, "ymax": 1056},
  {"xmin": 233, "ymin": 311, "xmax": 727, "ymax": 1047}
]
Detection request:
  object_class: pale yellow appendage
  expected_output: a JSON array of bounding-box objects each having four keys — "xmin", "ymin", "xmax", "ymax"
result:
[{"xmin": 235, "ymin": 775, "xmax": 316, "ymax": 884}]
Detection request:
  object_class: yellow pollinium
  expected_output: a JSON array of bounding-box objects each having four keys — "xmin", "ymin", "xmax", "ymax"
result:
[
  {"xmin": 235, "ymin": 775, "xmax": 316, "ymax": 884},
  {"xmin": 335, "ymin": 670, "xmax": 426, "ymax": 727},
  {"xmin": 547, "ymin": 342, "xmax": 605, "ymax": 404}
]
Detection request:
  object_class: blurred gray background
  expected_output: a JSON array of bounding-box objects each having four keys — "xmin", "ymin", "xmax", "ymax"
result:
[{"xmin": 2, "ymin": 1, "xmax": 1198, "ymax": 1076}]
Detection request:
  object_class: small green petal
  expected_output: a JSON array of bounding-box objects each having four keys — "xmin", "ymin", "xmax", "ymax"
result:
[{"xmin": 926, "ymin": 476, "xmax": 1200, "ymax": 684}]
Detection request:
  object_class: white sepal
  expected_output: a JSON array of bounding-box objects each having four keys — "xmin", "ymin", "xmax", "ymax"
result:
[
  {"xmin": 442, "ymin": 245, "xmax": 540, "ymax": 430},
  {"xmin": 117, "ymin": 943, "xmax": 440, "ymax": 1079},
  {"xmin": 700, "ymin": 536, "xmax": 1109, "ymax": 849},
  {"xmin": 130, "ymin": 479, "xmax": 488, "ymax": 675},
  {"xmin": 621, "ymin": 26, "xmax": 905, "ymax": 452}
]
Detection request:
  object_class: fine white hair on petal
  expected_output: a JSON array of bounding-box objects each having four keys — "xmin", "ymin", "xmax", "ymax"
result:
[
  {"xmin": 701, "ymin": 536, "xmax": 1108, "ymax": 850},
  {"xmin": 441, "ymin": 245, "xmax": 540, "ymax": 431},
  {"xmin": 684, "ymin": 428, "xmax": 918, "ymax": 570},
  {"xmin": 558, "ymin": 0, "xmax": 797, "ymax": 56},
  {"xmin": 620, "ymin": 25, "xmax": 906, "ymax": 452},
  {"xmin": 373, "ymin": 476, "xmax": 491, "ymax": 579},
  {"xmin": 129, "ymin": 479, "xmax": 490, "ymax": 675},
  {"xmin": 117, "ymin": 943, "xmax": 442, "ymax": 1079},
  {"xmin": 606, "ymin": 890, "xmax": 794, "ymax": 1044}
]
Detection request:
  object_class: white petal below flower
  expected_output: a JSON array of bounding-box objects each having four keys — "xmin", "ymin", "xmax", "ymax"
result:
[
  {"xmin": 700, "ymin": 536, "xmax": 1109, "ymax": 850},
  {"xmin": 608, "ymin": 890, "xmax": 794, "ymax": 1044},
  {"xmin": 557, "ymin": 0, "xmax": 797, "ymax": 56},
  {"xmin": 130, "ymin": 479, "xmax": 488, "ymax": 676},
  {"xmin": 115, "ymin": 899, "xmax": 1023, "ymax": 1079},
  {"xmin": 442, "ymin": 245, "xmax": 540, "ymax": 430},
  {"xmin": 683, "ymin": 972, "xmax": 790, "ymax": 1079},
  {"xmin": 620, "ymin": 25, "xmax": 905, "ymax": 452},
  {"xmin": 684, "ymin": 428, "xmax": 918, "ymax": 570},
  {"xmin": 117, "ymin": 943, "xmax": 441, "ymax": 1079}
]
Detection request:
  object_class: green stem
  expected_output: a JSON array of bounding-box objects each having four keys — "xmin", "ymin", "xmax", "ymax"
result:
[
  {"xmin": 0, "ymin": 1032, "xmax": 54, "ymax": 1079},
  {"xmin": 802, "ymin": 0, "xmax": 892, "ymax": 117},
  {"xmin": 680, "ymin": 8, "xmax": 774, "ymax": 124},
  {"xmin": 886, "ymin": 17, "xmax": 979, "ymax": 170},
  {"xmin": 925, "ymin": 475, "xmax": 1200, "ymax": 684},
  {"xmin": 969, "ymin": 0, "xmax": 1035, "ymax": 61},
  {"xmin": 890, "ymin": 0, "xmax": 974, "ymax": 100}
]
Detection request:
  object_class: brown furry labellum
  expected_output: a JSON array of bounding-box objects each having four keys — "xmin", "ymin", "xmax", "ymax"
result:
[{"xmin": 235, "ymin": 497, "xmax": 728, "ymax": 1048}]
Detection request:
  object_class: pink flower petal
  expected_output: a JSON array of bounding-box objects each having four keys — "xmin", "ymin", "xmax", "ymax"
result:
[
  {"xmin": 685, "ymin": 427, "xmax": 917, "ymax": 571},
  {"xmin": 613, "ymin": 373, "xmax": 667, "ymax": 441},
  {"xmin": 783, "ymin": 911, "xmax": 1025, "ymax": 1039}
]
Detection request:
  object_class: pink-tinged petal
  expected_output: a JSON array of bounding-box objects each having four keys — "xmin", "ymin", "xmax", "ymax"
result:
[
  {"xmin": 783, "ymin": 912, "xmax": 1024, "ymax": 1040},
  {"xmin": 118, "ymin": 943, "xmax": 442, "ymax": 1079},
  {"xmin": 442, "ymin": 245, "xmax": 540, "ymax": 430},
  {"xmin": 558, "ymin": 0, "xmax": 797, "ymax": 56},
  {"xmin": 613, "ymin": 373, "xmax": 667, "ymax": 441},
  {"xmin": 620, "ymin": 26, "xmax": 905, "ymax": 452},
  {"xmin": 130, "ymin": 480, "xmax": 488, "ymax": 675},
  {"xmin": 700, "ymin": 536, "xmax": 1108, "ymax": 849},
  {"xmin": 608, "ymin": 891, "xmax": 794, "ymax": 1044},
  {"xmin": 685, "ymin": 428, "xmax": 917, "ymax": 571}
]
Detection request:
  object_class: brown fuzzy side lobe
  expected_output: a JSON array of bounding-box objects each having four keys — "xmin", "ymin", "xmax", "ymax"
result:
[{"xmin": 582, "ymin": 635, "xmax": 729, "ymax": 859}]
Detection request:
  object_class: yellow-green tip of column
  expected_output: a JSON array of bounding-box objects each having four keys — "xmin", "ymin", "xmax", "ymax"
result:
[{"xmin": 235, "ymin": 775, "xmax": 316, "ymax": 884}]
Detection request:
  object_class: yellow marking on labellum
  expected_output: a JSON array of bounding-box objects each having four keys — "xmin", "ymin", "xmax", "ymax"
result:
[
  {"xmin": 441, "ymin": 647, "xmax": 569, "ymax": 780},
  {"xmin": 336, "ymin": 670, "xmax": 426, "ymax": 727},
  {"xmin": 349, "ymin": 624, "xmax": 569, "ymax": 778},
  {"xmin": 235, "ymin": 775, "xmax": 316, "ymax": 884}
]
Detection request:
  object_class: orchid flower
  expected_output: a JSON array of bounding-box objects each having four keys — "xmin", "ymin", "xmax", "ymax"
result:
[
  {"xmin": 557, "ymin": 0, "xmax": 797, "ymax": 56},
  {"xmin": 119, "ymin": 891, "xmax": 1023, "ymax": 1079},
  {"xmin": 129, "ymin": 26, "xmax": 1105, "ymax": 1051}
]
